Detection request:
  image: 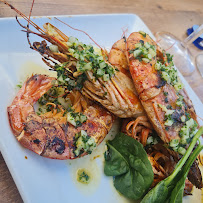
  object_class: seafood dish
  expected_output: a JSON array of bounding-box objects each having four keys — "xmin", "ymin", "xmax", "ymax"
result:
[{"xmin": 1, "ymin": 0, "xmax": 203, "ymax": 202}]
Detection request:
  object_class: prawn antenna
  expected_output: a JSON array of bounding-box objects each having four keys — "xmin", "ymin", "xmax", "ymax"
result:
[
  {"xmin": 165, "ymin": 42, "xmax": 176, "ymax": 51},
  {"xmin": 0, "ymin": 0, "xmax": 44, "ymax": 34},
  {"xmin": 26, "ymin": 0, "xmax": 35, "ymax": 48},
  {"xmin": 28, "ymin": 0, "xmax": 35, "ymax": 21},
  {"xmin": 54, "ymin": 17, "xmax": 103, "ymax": 50},
  {"xmin": 0, "ymin": 0, "xmax": 48, "ymax": 53},
  {"xmin": 121, "ymin": 26, "xmax": 128, "ymax": 40}
]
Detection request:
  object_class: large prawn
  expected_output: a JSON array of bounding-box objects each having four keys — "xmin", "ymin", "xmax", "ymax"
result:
[
  {"xmin": 8, "ymin": 74, "xmax": 113, "ymax": 159},
  {"xmin": 126, "ymin": 32, "xmax": 198, "ymax": 145}
]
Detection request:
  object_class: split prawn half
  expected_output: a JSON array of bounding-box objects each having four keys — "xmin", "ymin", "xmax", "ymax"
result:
[
  {"xmin": 127, "ymin": 32, "xmax": 198, "ymax": 144},
  {"xmin": 8, "ymin": 74, "xmax": 113, "ymax": 159}
]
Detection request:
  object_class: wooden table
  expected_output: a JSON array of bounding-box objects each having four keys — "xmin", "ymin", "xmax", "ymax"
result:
[{"xmin": 0, "ymin": 0, "xmax": 203, "ymax": 202}]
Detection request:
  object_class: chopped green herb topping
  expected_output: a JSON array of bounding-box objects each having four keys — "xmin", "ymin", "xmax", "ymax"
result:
[
  {"xmin": 158, "ymin": 101, "xmax": 198, "ymax": 155},
  {"xmin": 73, "ymin": 130, "xmax": 96, "ymax": 157},
  {"xmin": 37, "ymin": 86, "xmax": 68, "ymax": 115},
  {"xmin": 168, "ymin": 117, "xmax": 198, "ymax": 155},
  {"xmin": 158, "ymin": 104, "xmax": 175, "ymax": 127},
  {"xmin": 55, "ymin": 63, "xmax": 87, "ymax": 91},
  {"xmin": 17, "ymin": 84, "xmax": 22, "ymax": 88},
  {"xmin": 155, "ymin": 60, "xmax": 184, "ymax": 92},
  {"xmin": 66, "ymin": 36, "xmax": 115, "ymax": 81},
  {"xmin": 179, "ymin": 118, "xmax": 198, "ymax": 142},
  {"xmin": 176, "ymin": 95, "xmax": 184, "ymax": 107},
  {"xmin": 146, "ymin": 135, "xmax": 159, "ymax": 146},
  {"xmin": 164, "ymin": 97, "xmax": 168, "ymax": 103},
  {"xmin": 163, "ymin": 91, "xmax": 168, "ymax": 96},
  {"xmin": 67, "ymin": 110, "xmax": 87, "ymax": 128},
  {"xmin": 139, "ymin": 31, "xmax": 147, "ymax": 37},
  {"xmin": 131, "ymin": 41, "xmax": 156, "ymax": 63},
  {"xmin": 77, "ymin": 168, "xmax": 91, "ymax": 184},
  {"xmin": 166, "ymin": 53, "xmax": 173, "ymax": 63}
]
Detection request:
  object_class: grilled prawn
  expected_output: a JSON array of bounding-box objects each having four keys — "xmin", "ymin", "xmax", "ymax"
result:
[
  {"xmin": 127, "ymin": 32, "xmax": 198, "ymax": 148},
  {"xmin": 8, "ymin": 74, "xmax": 113, "ymax": 159},
  {"xmin": 34, "ymin": 24, "xmax": 145, "ymax": 118}
]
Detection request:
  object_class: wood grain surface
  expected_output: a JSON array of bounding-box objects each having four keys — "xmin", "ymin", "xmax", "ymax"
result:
[{"xmin": 0, "ymin": 0, "xmax": 203, "ymax": 202}]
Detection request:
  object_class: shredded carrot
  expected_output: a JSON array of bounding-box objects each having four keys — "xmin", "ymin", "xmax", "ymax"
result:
[
  {"xmin": 125, "ymin": 116, "xmax": 152, "ymax": 143},
  {"xmin": 153, "ymin": 152, "xmax": 165, "ymax": 161},
  {"xmin": 132, "ymin": 117, "xmax": 142, "ymax": 135},
  {"xmin": 126, "ymin": 120, "xmax": 135, "ymax": 136},
  {"xmin": 46, "ymin": 102, "xmax": 56, "ymax": 108},
  {"xmin": 140, "ymin": 128, "xmax": 151, "ymax": 146}
]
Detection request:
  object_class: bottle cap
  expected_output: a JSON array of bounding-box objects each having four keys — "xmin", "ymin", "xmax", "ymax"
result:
[{"xmin": 187, "ymin": 25, "xmax": 203, "ymax": 50}]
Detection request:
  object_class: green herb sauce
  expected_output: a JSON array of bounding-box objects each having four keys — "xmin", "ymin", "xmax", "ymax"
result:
[{"xmin": 77, "ymin": 168, "xmax": 91, "ymax": 184}]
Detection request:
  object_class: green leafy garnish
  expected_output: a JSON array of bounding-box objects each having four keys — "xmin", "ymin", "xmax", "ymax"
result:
[
  {"xmin": 66, "ymin": 36, "xmax": 115, "ymax": 81},
  {"xmin": 55, "ymin": 63, "xmax": 87, "ymax": 91},
  {"xmin": 131, "ymin": 40, "xmax": 156, "ymax": 63},
  {"xmin": 77, "ymin": 169, "xmax": 90, "ymax": 184},
  {"xmin": 155, "ymin": 60, "xmax": 184, "ymax": 92},
  {"xmin": 73, "ymin": 130, "xmax": 96, "ymax": 157},
  {"xmin": 141, "ymin": 127, "xmax": 203, "ymax": 203},
  {"xmin": 16, "ymin": 84, "xmax": 22, "ymax": 88},
  {"xmin": 104, "ymin": 133, "xmax": 154, "ymax": 200}
]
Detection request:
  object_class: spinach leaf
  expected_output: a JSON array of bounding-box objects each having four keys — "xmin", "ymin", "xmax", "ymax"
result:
[
  {"xmin": 169, "ymin": 178, "xmax": 185, "ymax": 203},
  {"xmin": 104, "ymin": 133, "xmax": 154, "ymax": 200},
  {"xmin": 104, "ymin": 142, "xmax": 129, "ymax": 176},
  {"xmin": 169, "ymin": 142, "xmax": 203, "ymax": 203},
  {"xmin": 140, "ymin": 180, "xmax": 169, "ymax": 203},
  {"xmin": 141, "ymin": 127, "xmax": 203, "ymax": 203}
]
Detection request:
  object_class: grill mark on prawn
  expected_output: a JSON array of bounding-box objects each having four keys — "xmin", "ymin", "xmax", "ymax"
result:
[
  {"xmin": 41, "ymin": 119, "xmax": 66, "ymax": 155},
  {"xmin": 45, "ymin": 137, "xmax": 65, "ymax": 155},
  {"xmin": 155, "ymin": 77, "xmax": 166, "ymax": 89},
  {"xmin": 33, "ymin": 139, "xmax": 41, "ymax": 144},
  {"xmin": 23, "ymin": 120, "xmax": 42, "ymax": 133}
]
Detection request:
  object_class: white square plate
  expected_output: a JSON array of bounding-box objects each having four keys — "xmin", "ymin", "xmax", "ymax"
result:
[{"xmin": 0, "ymin": 14, "xmax": 202, "ymax": 203}]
